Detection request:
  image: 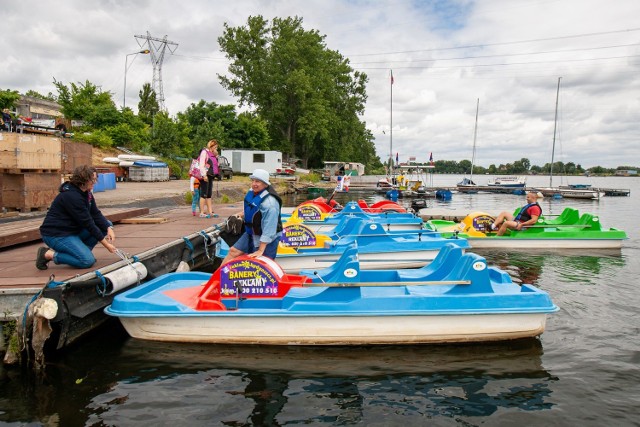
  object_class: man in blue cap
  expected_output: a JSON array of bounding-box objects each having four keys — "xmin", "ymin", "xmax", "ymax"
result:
[{"xmin": 220, "ymin": 168, "xmax": 282, "ymax": 263}]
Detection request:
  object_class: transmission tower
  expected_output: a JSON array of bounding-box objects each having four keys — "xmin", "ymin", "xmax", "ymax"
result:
[{"xmin": 134, "ymin": 31, "xmax": 178, "ymax": 111}]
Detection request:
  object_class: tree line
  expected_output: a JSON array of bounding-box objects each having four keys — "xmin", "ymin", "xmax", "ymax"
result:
[{"xmin": 404, "ymin": 158, "xmax": 637, "ymax": 176}]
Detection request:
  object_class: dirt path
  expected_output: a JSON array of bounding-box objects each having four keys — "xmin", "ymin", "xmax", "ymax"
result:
[{"xmin": 92, "ymin": 179, "xmax": 248, "ymax": 209}]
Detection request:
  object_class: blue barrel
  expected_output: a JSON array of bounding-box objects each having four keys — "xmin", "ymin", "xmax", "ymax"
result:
[
  {"xmin": 386, "ymin": 189, "xmax": 399, "ymax": 201},
  {"xmin": 93, "ymin": 173, "xmax": 106, "ymax": 192},
  {"xmin": 103, "ymin": 172, "xmax": 117, "ymax": 190},
  {"xmin": 436, "ymin": 189, "xmax": 452, "ymax": 201}
]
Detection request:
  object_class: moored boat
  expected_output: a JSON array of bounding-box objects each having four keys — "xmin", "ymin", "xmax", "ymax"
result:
[
  {"xmin": 105, "ymin": 245, "xmax": 558, "ymax": 345},
  {"xmin": 283, "ymin": 200, "xmax": 414, "ymax": 232},
  {"xmin": 487, "ymin": 176, "xmax": 526, "ymax": 188},
  {"xmin": 533, "ymin": 187, "xmax": 603, "ymax": 200},
  {"xmin": 275, "ymin": 218, "xmax": 469, "ymax": 272},
  {"xmin": 425, "ymin": 208, "xmax": 626, "ymax": 249}
]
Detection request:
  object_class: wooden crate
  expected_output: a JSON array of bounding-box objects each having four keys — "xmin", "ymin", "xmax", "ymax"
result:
[
  {"xmin": 62, "ymin": 140, "xmax": 92, "ymax": 173},
  {"xmin": 0, "ymin": 133, "xmax": 62, "ymax": 170},
  {"xmin": 0, "ymin": 172, "xmax": 60, "ymax": 212}
]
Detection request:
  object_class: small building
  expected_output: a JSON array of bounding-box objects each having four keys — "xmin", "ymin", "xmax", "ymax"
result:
[
  {"xmin": 322, "ymin": 161, "xmax": 365, "ymax": 180},
  {"xmin": 615, "ymin": 169, "xmax": 638, "ymax": 176},
  {"xmin": 16, "ymin": 95, "xmax": 62, "ymax": 120},
  {"xmin": 220, "ymin": 149, "xmax": 282, "ymax": 174}
]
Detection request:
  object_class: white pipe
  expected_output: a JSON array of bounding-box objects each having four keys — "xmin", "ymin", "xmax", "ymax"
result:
[{"xmin": 103, "ymin": 262, "xmax": 148, "ymax": 295}]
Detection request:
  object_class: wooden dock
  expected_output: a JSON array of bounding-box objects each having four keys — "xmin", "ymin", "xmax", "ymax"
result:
[
  {"xmin": 0, "ymin": 207, "xmax": 150, "ymax": 249},
  {"xmin": 0, "ymin": 204, "xmax": 240, "ymax": 318}
]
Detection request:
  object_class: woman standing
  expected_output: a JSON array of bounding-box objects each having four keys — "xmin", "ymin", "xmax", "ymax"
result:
[
  {"xmin": 198, "ymin": 139, "xmax": 220, "ymax": 218},
  {"xmin": 37, "ymin": 165, "xmax": 117, "ymax": 269}
]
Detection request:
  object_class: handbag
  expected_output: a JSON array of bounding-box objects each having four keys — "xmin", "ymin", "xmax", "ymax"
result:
[{"xmin": 188, "ymin": 158, "xmax": 205, "ymax": 179}]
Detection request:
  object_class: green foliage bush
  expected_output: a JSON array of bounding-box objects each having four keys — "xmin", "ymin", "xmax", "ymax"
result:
[
  {"xmin": 77, "ymin": 130, "xmax": 114, "ymax": 149},
  {"xmin": 298, "ymin": 172, "xmax": 321, "ymax": 183}
]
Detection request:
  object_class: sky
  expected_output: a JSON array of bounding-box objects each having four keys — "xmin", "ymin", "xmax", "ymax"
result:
[{"xmin": 2, "ymin": 0, "xmax": 639, "ymax": 168}]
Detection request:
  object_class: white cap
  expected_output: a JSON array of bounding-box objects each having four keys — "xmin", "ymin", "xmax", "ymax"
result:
[{"xmin": 249, "ymin": 169, "xmax": 271, "ymax": 186}]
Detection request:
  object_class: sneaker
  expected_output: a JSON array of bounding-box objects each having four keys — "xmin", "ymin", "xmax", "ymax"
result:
[
  {"xmin": 192, "ymin": 211, "xmax": 196, "ymax": 216},
  {"xmin": 199, "ymin": 213, "xmax": 210, "ymax": 218},
  {"xmin": 212, "ymin": 213, "xmax": 219, "ymax": 218},
  {"xmin": 36, "ymin": 247, "xmax": 50, "ymax": 270}
]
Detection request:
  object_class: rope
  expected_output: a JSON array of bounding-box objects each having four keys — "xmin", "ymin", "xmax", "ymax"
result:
[
  {"xmin": 114, "ymin": 248, "xmax": 144, "ymax": 286},
  {"xmin": 199, "ymin": 230, "xmax": 215, "ymax": 260},
  {"xmin": 95, "ymin": 270, "xmax": 108, "ymax": 297},
  {"xmin": 182, "ymin": 236, "xmax": 195, "ymax": 264}
]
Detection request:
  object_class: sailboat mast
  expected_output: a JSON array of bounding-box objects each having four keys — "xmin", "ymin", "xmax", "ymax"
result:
[
  {"xmin": 550, "ymin": 77, "xmax": 561, "ymax": 187},
  {"xmin": 470, "ymin": 98, "xmax": 479, "ymax": 181}
]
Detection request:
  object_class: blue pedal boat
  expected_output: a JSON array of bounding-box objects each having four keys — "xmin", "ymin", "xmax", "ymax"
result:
[
  {"xmin": 278, "ymin": 218, "xmax": 469, "ymax": 273},
  {"xmin": 105, "ymin": 244, "xmax": 557, "ymax": 345},
  {"xmin": 282, "ymin": 201, "xmax": 424, "ymax": 232}
]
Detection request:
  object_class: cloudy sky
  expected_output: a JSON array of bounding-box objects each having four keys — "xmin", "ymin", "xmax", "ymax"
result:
[{"xmin": 3, "ymin": 0, "xmax": 639, "ymax": 168}]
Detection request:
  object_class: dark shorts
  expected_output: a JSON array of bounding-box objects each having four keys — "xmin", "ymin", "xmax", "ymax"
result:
[
  {"xmin": 199, "ymin": 177, "xmax": 213, "ymax": 198},
  {"xmin": 233, "ymin": 233, "xmax": 281, "ymax": 259}
]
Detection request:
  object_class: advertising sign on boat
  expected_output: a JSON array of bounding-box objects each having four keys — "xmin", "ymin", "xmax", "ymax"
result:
[
  {"xmin": 281, "ymin": 224, "xmax": 317, "ymax": 247},
  {"xmin": 220, "ymin": 258, "xmax": 281, "ymax": 296},
  {"xmin": 297, "ymin": 205, "xmax": 323, "ymax": 220}
]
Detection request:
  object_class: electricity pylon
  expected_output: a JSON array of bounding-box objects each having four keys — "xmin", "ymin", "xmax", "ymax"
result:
[{"xmin": 134, "ymin": 31, "xmax": 179, "ymax": 111}]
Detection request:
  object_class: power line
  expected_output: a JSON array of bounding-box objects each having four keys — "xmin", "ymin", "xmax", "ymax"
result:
[
  {"xmin": 350, "ymin": 43, "xmax": 640, "ymax": 65},
  {"xmin": 346, "ymin": 27, "xmax": 640, "ymax": 57},
  {"xmin": 353, "ymin": 53, "xmax": 640, "ymax": 71}
]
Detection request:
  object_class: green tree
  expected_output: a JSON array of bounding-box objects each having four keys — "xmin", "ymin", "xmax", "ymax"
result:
[
  {"xmin": 149, "ymin": 112, "xmax": 191, "ymax": 158},
  {"xmin": 530, "ymin": 165, "xmax": 543, "ymax": 174},
  {"xmin": 178, "ymin": 100, "xmax": 271, "ymax": 156},
  {"xmin": 459, "ymin": 159, "xmax": 472, "ymax": 174},
  {"xmin": 511, "ymin": 160, "xmax": 527, "ymax": 173},
  {"xmin": 564, "ymin": 162, "xmax": 577, "ymax": 174},
  {"xmin": 24, "ymin": 90, "xmax": 57, "ymax": 102},
  {"xmin": 53, "ymin": 79, "xmax": 121, "ymax": 128},
  {"xmin": 138, "ymin": 83, "xmax": 159, "ymax": 126},
  {"xmin": 218, "ymin": 15, "xmax": 373, "ymax": 169},
  {"xmin": 0, "ymin": 89, "xmax": 20, "ymax": 110}
]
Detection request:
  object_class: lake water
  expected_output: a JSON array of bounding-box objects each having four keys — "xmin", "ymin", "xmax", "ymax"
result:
[{"xmin": 1, "ymin": 175, "xmax": 639, "ymax": 426}]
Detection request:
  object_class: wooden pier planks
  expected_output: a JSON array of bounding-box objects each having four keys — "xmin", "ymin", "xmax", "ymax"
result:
[{"xmin": 0, "ymin": 207, "xmax": 150, "ymax": 248}]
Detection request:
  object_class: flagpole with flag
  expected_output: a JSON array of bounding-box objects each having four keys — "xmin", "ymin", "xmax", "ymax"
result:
[{"xmin": 389, "ymin": 69, "xmax": 394, "ymax": 179}]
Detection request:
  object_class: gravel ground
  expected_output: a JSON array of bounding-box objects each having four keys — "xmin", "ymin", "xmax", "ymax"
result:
[{"xmin": 93, "ymin": 179, "xmax": 248, "ymax": 212}]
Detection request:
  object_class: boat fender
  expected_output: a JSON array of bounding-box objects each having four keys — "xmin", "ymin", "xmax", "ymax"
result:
[
  {"xmin": 101, "ymin": 262, "xmax": 148, "ymax": 296},
  {"xmin": 32, "ymin": 298, "xmax": 58, "ymax": 320}
]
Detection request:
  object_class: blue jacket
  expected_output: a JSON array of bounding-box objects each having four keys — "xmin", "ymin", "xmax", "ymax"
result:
[{"xmin": 40, "ymin": 182, "xmax": 111, "ymax": 242}]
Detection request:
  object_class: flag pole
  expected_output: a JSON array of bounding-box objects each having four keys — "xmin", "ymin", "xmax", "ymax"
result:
[{"xmin": 390, "ymin": 69, "xmax": 393, "ymax": 178}]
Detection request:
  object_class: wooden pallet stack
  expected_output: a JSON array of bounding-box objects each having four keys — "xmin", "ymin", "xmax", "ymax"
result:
[{"xmin": 0, "ymin": 133, "xmax": 91, "ymax": 212}]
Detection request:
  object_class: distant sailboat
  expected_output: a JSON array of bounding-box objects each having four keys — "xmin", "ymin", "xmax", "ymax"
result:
[
  {"xmin": 457, "ymin": 98, "xmax": 480, "ymax": 193},
  {"xmin": 533, "ymin": 77, "xmax": 602, "ymax": 200}
]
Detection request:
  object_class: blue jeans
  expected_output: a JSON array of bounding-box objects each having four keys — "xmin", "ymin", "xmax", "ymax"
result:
[
  {"xmin": 191, "ymin": 188, "xmax": 200, "ymax": 212},
  {"xmin": 42, "ymin": 229, "xmax": 99, "ymax": 268}
]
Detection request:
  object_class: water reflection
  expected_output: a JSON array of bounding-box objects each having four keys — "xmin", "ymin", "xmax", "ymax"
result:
[
  {"xmin": 477, "ymin": 249, "xmax": 625, "ymax": 286},
  {"xmin": 0, "ymin": 332, "xmax": 562, "ymax": 426},
  {"xmin": 1, "ymin": 330, "xmax": 558, "ymax": 425}
]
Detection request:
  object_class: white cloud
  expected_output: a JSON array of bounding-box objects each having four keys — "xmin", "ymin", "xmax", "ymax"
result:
[{"xmin": 3, "ymin": 0, "xmax": 639, "ymax": 167}]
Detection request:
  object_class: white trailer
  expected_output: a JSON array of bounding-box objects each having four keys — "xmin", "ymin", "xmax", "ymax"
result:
[{"xmin": 220, "ymin": 149, "xmax": 283, "ymax": 174}]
